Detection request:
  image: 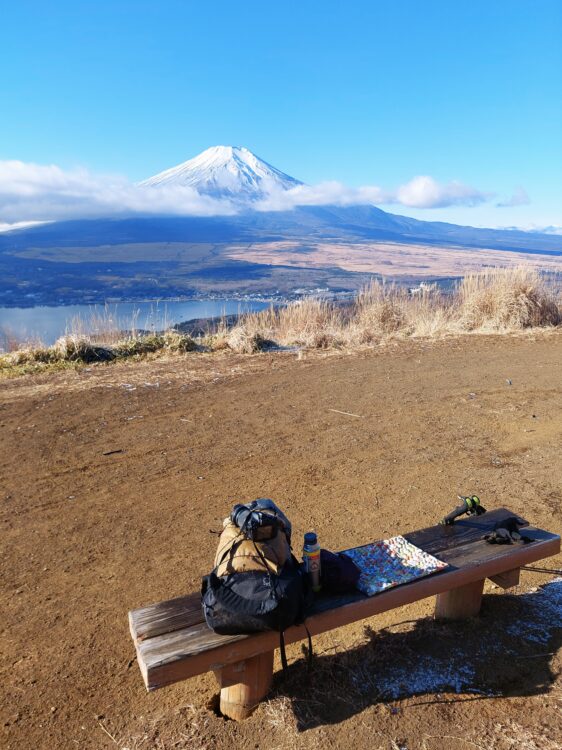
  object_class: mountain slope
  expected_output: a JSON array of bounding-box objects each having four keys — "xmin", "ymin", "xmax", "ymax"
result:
[
  {"xmin": 140, "ymin": 145, "xmax": 302, "ymax": 200},
  {"xmin": 1, "ymin": 205, "xmax": 561, "ymax": 254}
]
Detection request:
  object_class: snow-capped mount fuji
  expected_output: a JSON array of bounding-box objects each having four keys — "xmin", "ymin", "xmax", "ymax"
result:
[{"xmin": 140, "ymin": 145, "xmax": 303, "ymax": 201}]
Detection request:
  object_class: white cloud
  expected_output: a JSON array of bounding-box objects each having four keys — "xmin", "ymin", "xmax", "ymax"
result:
[
  {"xmin": 0, "ymin": 159, "xmax": 493, "ymax": 223},
  {"xmin": 394, "ymin": 175, "xmax": 490, "ymax": 209},
  {"xmin": 0, "ymin": 160, "xmax": 236, "ymax": 223},
  {"xmin": 521, "ymin": 224, "xmax": 562, "ymax": 235},
  {"xmin": 496, "ymin": 186, "xmax": 530, "ymax": 208},
  {"xmin": 256, "ymin": 176, "xmax": 489, "ymax": 212},
  {"xmin": 255, "ymin": 181, "xmax": 390, "ymax": 211}
]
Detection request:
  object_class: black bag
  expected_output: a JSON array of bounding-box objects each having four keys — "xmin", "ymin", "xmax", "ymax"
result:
[{"xmin": 201, "ymin": 555, "xmax": 307, "ymax": 634}]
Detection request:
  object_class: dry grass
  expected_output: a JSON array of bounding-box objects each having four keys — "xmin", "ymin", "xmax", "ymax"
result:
[
  {"xmin": 225, "ymin": 325, "xmax": 268, "ymax": 354},
  {"xmin": 234, "ymin": 266, "xmax": 561, "ymax": 349},
  {"xmin": 241, "ymin": 298, "xmax": 346, "ymax": 349},
  {"xmin": 1, "ymin": 267, "xmax": 561, "ymax": 377},
  {"xmin": 0, "ymin": 330, "xmax": 198, "ymax": 377},
  {"xmin": 457, "ymin": 267, "xmax": 561, "ymax": 331}
]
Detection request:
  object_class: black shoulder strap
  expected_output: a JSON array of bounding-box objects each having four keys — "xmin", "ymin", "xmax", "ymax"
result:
[
  {"xmin": 278, "ymin": 623, "xmax": 313, "ymax": 674},
  {"xmin": 279, "ymin": 631, "xmax": 288, "ymax": 671}
]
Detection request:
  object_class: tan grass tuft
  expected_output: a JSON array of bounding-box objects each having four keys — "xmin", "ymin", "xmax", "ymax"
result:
[
  {"xmin": 241, "ymin": 298, "xmax": 345, "ymax": 349},
  {"xmin": 226, "ymin": 325, "xmax": 267, "ymax": 354},
  {"xmin": 353, "ymin": 281, "xmax": 409, "ymax": 342},
  {"xmin": 53, "ymin": 335, "xmax": 114, "ymax": 363},
  {"xmin": 458, "ymin": 266, "xmax": 561, "ymax": 331},
  {"xmin": 161, "ymin": 331, "xmax": 198, "ymax": 353}
]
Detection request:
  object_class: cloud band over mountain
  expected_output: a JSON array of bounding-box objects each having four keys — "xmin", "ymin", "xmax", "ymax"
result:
[
  {"xmin": 0, "ymin": 160, "xmax": 237, "ymax": 225},
  {"xmin": 0, "ymin": 157, "xmax": 497, "ymax": 227}
]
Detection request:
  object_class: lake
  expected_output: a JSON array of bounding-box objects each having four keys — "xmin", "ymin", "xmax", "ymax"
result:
[{"xmin": 0, "ymin": 298, "xmax": 272, "ymax": 348}]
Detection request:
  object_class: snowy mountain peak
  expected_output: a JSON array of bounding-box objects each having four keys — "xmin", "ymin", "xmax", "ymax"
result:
[{"xmin": 140, "ymin": 145, "xmax": 303, "ymax": 201}]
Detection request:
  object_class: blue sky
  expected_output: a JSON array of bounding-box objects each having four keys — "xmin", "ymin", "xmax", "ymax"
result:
[{"xmin": 1, "ymin": 1, "xmax": 561, "ymax": 228}]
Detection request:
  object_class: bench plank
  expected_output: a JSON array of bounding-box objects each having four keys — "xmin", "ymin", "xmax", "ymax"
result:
[
  {"xmin": 129, "ymin": 594, "xmax": 203, "ymax": 645},
  {"xmin": 132, "ymin": 523, "xmax": 559, "ymax": 690}
]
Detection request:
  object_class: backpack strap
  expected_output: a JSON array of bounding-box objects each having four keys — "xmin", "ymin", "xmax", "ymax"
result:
[
  {"xmin": 279, "ymin": 631, "xmax": 288, "ymax": 671},
  {"xmin": 304, "ymin": 622, "xmax": 313, "ymax": 671},
  {"xmin": 215, "ymin": 531, "xmax": 244, "ymax": 568},
  {"xmin": 252, "ymin": 538, "xmax": 277, "ymax": 578},
  {"xmin": 278, "ymin": 623, "xmax": 313, "ymax": 673}
]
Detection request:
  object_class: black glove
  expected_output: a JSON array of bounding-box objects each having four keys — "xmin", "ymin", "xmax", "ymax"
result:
[{"xmin": 483, "ymin": 517, "xmax": 530, "ymax": 544}]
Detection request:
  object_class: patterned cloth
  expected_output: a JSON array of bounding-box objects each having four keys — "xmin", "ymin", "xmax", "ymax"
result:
[{"xmin": 343, "ymin": 536, "xmax": 448, "ymax": 596}]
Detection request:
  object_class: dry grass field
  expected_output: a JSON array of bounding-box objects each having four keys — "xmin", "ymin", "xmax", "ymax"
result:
[
  {"xmin": 225, "ymin": 240, "xmax": 562, "ymax": 278},
  {"xmin": 5, "ymin": 234, "xmax": 561, "ymax": 307},
  {"xmin": 11, "ymin": 239, "xmax": 562, "ymax": 278}
]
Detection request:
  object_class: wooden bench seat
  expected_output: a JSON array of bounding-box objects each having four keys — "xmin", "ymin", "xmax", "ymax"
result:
[{"xmin": 129, "ymin": 508, "xmax": 560, "ymax": 720}]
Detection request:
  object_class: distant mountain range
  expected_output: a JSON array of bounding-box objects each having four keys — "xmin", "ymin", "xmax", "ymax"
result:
[{"xmin": 0, "ymin": 146, "xmax": 560, "ymax": 307}]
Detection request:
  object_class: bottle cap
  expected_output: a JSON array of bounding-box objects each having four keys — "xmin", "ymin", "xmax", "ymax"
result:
[{"xmin": 304, "ymin": 531, "xmax": 317, "ymax": 545}]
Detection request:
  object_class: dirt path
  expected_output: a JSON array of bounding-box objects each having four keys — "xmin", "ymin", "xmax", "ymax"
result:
[{"xmin": 1, "ymin": 333, "xmax": 561, "ymax": 750}]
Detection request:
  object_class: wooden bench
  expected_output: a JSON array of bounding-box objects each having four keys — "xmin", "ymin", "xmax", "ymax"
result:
[{"xmin": 129, "ymin": 508, "xmax": 560, "ymax": 721}]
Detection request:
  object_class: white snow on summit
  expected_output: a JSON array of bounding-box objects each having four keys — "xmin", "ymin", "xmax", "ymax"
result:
[{"xmin": 140, "ymin": 145, "xmax": 302, "ymax": 201}]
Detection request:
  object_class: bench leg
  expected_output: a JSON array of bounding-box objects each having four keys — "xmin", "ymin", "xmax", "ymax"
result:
[
  {"xmin": 435, "ymin": 579, "xmax": 484, "ymax": 620},
  {"xmin": 215, "ymin": 650, "xmax": 274, "ymax": 721},
  {"xmin": 489, "ymin": 567, "xmax": 520, "ymax": 589}
]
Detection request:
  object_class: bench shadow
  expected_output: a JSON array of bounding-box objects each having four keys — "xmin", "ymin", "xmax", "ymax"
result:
[{"xmin": 269, "ymin": 580, "xmax": 562, "ymax": 731}]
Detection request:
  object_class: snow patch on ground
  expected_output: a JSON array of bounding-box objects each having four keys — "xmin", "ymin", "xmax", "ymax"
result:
[
  {"xmin": 368, "ymin": 579, "xmax": 562, "ymax": 699},
  {"xmin": 371, "ymin": 657, "xmax": 477, "ymax": 700},
  {"xmin": 505, "ymin": 577, "xmax": 562, "ymax": 644}
]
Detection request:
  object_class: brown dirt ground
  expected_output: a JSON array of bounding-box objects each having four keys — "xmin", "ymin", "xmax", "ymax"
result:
[{"xmin": 1, "ymin": 333, "xmax": 561, "ymax": 750}]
